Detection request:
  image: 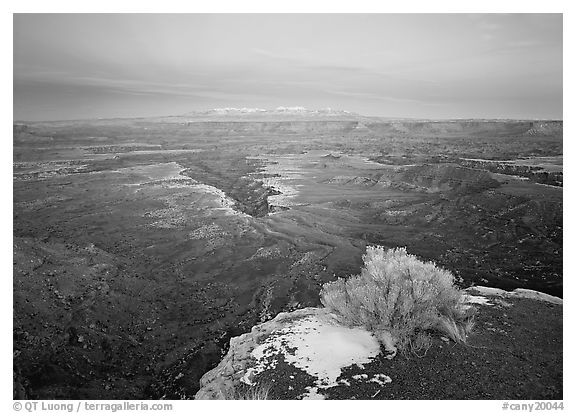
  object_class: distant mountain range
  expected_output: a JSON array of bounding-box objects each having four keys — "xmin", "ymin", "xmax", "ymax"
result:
[
  {"xmin": 185, "ymin": 107, "xmax": 356, "ymax": 117},
  {"xmin": 190, "ymin": 106, "xmax": 357, "ymax": 115},
  {"xmin": 15, "ymin": 107, "xmax": 563, "ymax": 125},
  {"xmin": 178, "ymin": 107, "xmax": 562, "ymax": 123}
]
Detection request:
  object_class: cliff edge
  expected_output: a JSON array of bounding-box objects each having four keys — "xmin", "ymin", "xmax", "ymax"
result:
[{"xmin": 195, "ymin": 287, "xmax": 562, "ymax": 400}]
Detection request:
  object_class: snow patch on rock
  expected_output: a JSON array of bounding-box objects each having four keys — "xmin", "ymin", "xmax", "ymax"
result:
[
  {"xmin": 195, "ymin": 307, "xmax": 388, "ymax": 400},
  {"xmin": 466, "ymin": 286, "xmax": 562, "ymax": 305},
  {"xmin": 241, "ymin": 311, "xmax": 381, "ymax": 399},
  {"xmin": 463, "ymin": 294, "xmax": 494, "ymax": 307}
]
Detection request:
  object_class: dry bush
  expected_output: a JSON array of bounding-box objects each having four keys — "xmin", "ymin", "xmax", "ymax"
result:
[
  {"xmin": 232, "ymin": 382, "xmax": 272, "ymax": 400},
  {"xmin": 409, "ymin": 331, "xmax": 433, "ymax": 358},
  {"xmin": 320, "ymin": 246, "xmax": 475, "ymax": 355}
]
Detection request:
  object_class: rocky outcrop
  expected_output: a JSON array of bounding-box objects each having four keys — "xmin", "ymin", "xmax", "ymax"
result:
[
  {"xmin": 194, "ymin": 288, "xmax": 562, "ymax": 400},
  {"xmin": 467, "ymin": 286, "xmax": 563, "ymax": 305},
  {"xmin": 194, "ymin": 307, "xmax": 384, "ymax": 400},
  {"xmin": 326, "ymin": 164, "xmax": 501, "ymax": 195},
  {"xmin": 195, "ymin": 308, "xmax": 327, "ymax": 400},
  {"xmin": 382, "ymin": 164, "xmax": 501, "ymax": 194}
]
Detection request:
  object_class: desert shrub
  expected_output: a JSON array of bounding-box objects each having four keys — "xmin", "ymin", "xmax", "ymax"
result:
[
  {"xmin": 320, "ymin": 246, "xmax": 474, "ymax": 355},
  {"xmin": 232, "ymin": 382, "xmax": 272, "ymax": 400},
  {"xmin": 409, "ymin": 331, "xmax": 433, "ymax": 358}
]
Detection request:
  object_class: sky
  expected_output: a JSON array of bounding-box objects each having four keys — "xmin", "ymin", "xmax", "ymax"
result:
[{"xmin": 13, "ymin": 13, "xmax": 563, "ymax": 121}]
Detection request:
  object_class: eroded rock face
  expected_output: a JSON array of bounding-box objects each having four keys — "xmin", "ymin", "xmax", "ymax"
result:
[
  {"xmin": 194, "ymin": 307, "xmax": 382, "ymax": 400},
  {"xmin": 194, "ymin": 308, "xmax": 321, "ymax": 400}
]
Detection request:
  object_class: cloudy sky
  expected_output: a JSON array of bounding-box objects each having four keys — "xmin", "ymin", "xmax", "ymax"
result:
[{"xmin": 14, "ymin": 14, "xmax": 562, "ymax": 121}]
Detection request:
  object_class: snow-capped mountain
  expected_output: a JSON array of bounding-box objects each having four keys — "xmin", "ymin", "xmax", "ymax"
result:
[
  {"xmin": 207, "ymin": 108, "xmax": 268, "ymax": 114},
  {"xmin": 195, "ymin": 107, "xmax": 355, "ymax": 116}
]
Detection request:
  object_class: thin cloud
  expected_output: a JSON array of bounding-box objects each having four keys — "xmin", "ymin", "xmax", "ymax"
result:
[
  {"xmin": 13, "ymin": 14, "xmax": 562, "ymax": 120},
  {"xmin": 324, "ymin": 89, "xmax": 444, "ymax": 106}
]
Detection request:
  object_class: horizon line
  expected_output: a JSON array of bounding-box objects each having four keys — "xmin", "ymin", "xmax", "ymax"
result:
[{"xmin": 13, "ymin": 112, "xmax": 564, "ymax": 124}]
